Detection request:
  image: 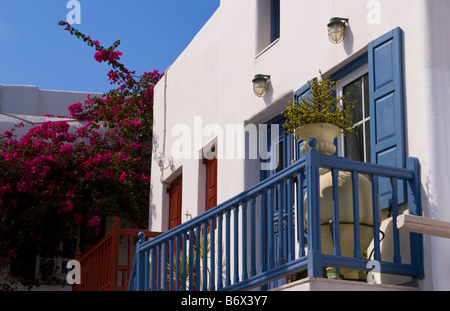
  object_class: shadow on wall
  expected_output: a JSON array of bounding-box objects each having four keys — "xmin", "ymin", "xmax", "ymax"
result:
[
  {"xmin": 343, "ymin": 22, "xmax": 354, "ymax": 55},
  {"xmin": 149, "ymin": 132, "xmax": 161, "ymax": 230}
]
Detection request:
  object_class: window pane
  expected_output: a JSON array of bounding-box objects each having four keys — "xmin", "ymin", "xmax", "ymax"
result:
[
  {"xmin": 276, "ymin": 140, "xmax": 283, "ymax": 173},
  {"xmin": 345, "ymin": 124, "xmax": 364, "ymax": 162},
  {"xmin": 343, "ymin": 78, "xmax": 363, "ymax": 124},
  {"xmin": 270, "ymin": 0, "xmax": 280, "ymax": 42},
  {"xmin": 363, "ymin": 74, "xmax": 370, "ymax": 119}
]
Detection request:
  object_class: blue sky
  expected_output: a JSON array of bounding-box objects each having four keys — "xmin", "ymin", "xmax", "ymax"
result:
[{"xmin": 0, "ymin": 0, "xmax": 220, "ymax": 93}]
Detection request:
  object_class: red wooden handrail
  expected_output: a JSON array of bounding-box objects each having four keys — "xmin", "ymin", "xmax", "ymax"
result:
[{"xmin": 73, "ymin": 217, "xmax": 161, "ymax": 291}]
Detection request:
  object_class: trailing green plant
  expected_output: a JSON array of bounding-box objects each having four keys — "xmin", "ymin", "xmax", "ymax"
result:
[
  {"xmin": 282, "ymin": 70, "xmax": 357, "ymax": 137},
  {"xmin": 167, "ymin": 229, "xmax": 211, "ymax": 290}
]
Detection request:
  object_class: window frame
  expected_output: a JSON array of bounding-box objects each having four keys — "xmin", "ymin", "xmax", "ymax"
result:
[
  {"xmin": 270, "ymin": 0, "xmax": 280, "ymax": 43},
  {"xmin": 335, "ymin": 64, "xmax": 369, "ymax": 160},
  {"xmin": 256, "ymin": 0, "xmax": 280, "ymax": 56}
]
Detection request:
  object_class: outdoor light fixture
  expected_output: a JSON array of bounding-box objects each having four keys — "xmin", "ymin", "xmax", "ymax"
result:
[
  {"xmin": 156, "ymin": 152, "xmax": 173, "ymax": 182},
  {"xmin": 156, "ymin": 152, "xmax": 173, "ymax": 169},
  {"xmin": 156, "ymin": 152, "xmax": 166, "ymax": 168},
  {"xmin": 327, "ymin": 17, "xmax": 348, "ymax": 44},
  {"xmin": 252, "ymin": 74, "xmax": 271, "ymax": 97}
]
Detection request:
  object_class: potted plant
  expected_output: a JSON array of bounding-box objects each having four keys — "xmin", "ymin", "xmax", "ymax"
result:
[
  {"xmin": 283, "ymin": 71, "xmax": 380, "ymax": 281},
  {"xmin": 282, "ymin": 70, "xmax": 355, "ymax": 155}
]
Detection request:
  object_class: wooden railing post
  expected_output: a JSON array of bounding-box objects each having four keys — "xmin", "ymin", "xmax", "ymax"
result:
[
  {"xmin": 73, "ymin": 215, "xmax": 161, "ymax": 291},
  {"xmin": 135, "ymin": 232, "xmax": 146, "ymax": 291},
  {"xmin": 110, "ymin": 217, "xmax": 121, "ymax": 290},
  {"xmin": 126, "ymin": 235, "xmax": 133, "ymax": 288},
  {"xmin": 407, "ymin": 157, "xmax": 424, "ymax": 278}
]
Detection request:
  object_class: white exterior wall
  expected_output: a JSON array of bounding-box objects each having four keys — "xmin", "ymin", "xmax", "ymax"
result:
[
  {"xmin": 421, "ymin": 1, "xmax": 450, "ymax": 291},
  {"xmin": 150, "ymin": 0, "xmax": 450, "ymax": 290},
  {"xmin": 0, "ymin": 85, "xmax": 100, "ymax": 117}
]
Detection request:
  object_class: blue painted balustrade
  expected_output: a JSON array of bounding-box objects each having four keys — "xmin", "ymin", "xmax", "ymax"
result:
[{"xmin": 128, "ymin": 138, "xmax": 423, "ymax": 291}]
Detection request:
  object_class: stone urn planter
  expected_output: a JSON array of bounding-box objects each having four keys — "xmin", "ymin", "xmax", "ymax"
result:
[
  {"xmin": 297, "ymin": 124, "xmax": 380, "ymax": 280},
  {"xmin": 311, "ymin": 170, "xmax": 378, "ymax": 280},
  {"xmin": 281, "ymin": 72, "xmax": 379, "ymax": 280},
  {"xmin": 294, "ymin": 122, "xmax": 341, "ymax": 155}
]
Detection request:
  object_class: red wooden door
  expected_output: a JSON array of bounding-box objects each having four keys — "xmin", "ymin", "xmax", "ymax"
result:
[
  {"xmin": 204, "ymin": 157, "xmax": 217, "ymax": 211},
  {"xmin": 168, "ymin": 176, "xmax": 182, "ymax": 229}
]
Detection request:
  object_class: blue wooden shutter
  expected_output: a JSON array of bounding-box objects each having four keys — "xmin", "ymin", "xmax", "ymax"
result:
[{"xmin": 368, "ymin": 27, "xmax": 406, "ymax": 208}]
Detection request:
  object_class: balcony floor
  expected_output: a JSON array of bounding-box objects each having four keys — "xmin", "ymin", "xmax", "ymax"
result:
[{"xmin": 272, "ymin": 277, "xmax": 420, "ymax": 291}]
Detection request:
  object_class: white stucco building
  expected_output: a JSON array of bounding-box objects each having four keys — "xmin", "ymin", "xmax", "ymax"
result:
[
  {"xmin": 0, "ymin": 84, "xmax": 100, "ymax": 116},
  {"xmin": 146, "ymin": 0, "xmax": 450, "ymax": 291},
  {"xmin": 0, "ymin": 84, "xmax": 100, "ymax": 138}
]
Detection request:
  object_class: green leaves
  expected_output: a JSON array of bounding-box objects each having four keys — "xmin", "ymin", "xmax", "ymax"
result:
[{"xmin": 282, "ymin": 71, "xmax": 356, "ymax": 137}]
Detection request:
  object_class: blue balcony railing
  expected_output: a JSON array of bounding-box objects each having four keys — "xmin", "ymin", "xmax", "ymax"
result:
[{"xmin": 128, "ymin": 139, "xmax": 423, "ymax": 291}]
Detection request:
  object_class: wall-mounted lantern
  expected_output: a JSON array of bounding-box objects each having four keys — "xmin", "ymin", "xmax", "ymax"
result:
[
  {"xmin": 252, "ymin": 74, "xmax": 271, "ymax": 97},
  {"xmin": 327, "ymin": 17, "xmax": 348, "ymax": 44}
]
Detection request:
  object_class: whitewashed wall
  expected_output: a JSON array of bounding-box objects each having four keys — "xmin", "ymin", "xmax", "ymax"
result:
[
  {"xmin": 420, "ymin": 0, "xmax": 450, "ymax": 292},
  {"xmin": 151, "ymin": 0, "xmax": 450, "ymax": 290},
  {"xmin": 0, "ymin": 85, "xmax": 100, "ymax": 117}
]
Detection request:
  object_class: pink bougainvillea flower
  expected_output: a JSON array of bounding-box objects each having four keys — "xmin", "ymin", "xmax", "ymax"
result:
[
  {"xmin": 87, "ymin": 216, "xmax": 100, "ymax": 227},
  {"xmin": 108, "ymin": 50, "xmax": 122, "ymax": 62},
  {"xmin": 133, "ymin": 119, "xmax": 142, "ymax": 127},
  {"xmin": 8, "ymin": 250, "xmax": 18, "ymax": 258},
  {"xmin": 60, "ymin": 200, "xmax": 74, "ymax": 213},
  {"xmin": 94, "ymin": 49, "xmax": 107, "ymax": 63},
  {"xmin": 68, "ymin": 102, "xmax": 83, "ymax": 118},
  {"xmin": 60, "ymin": 144, "xmax": 74, "ymax": 155},
  {"xmin": 3, "ymin": 153, "xmax": 12, "ymax": 162},
  {"xmin": 73, "ymin": 213, "xmax": 83, "ymax": 225},
  {"xmin": 118, "ymin": 171, "xmax": 127, "ymax": 182},
  {"xmin": 3, "ymin": 131, "xmax": 13, "ymax": 138},
  {"xmin": 107, "ymin": 70, "xmax": 120, "ymax": 84},
  {"xmin": 93, "ymin": 49, "xmax": 122, "ymax": 64}
]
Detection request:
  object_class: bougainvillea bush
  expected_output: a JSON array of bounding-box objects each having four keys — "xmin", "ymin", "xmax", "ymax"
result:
[{"xmin": 0, "ymin": 21, "xmax": 162, "ymax": 285}]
